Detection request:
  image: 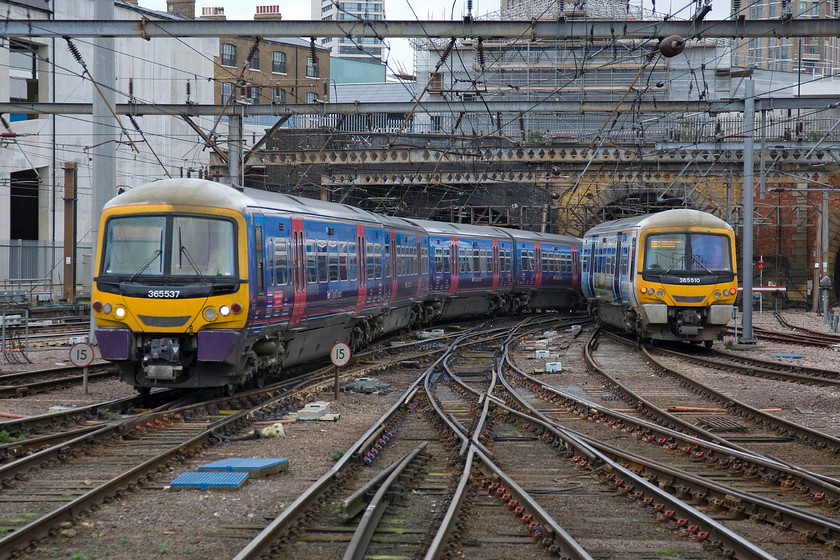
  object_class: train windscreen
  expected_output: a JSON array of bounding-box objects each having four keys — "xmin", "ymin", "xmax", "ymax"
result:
[
  {"xmin": 101, "ymin": 214, "xmax": 236, "ymax": 278},
  {"xmin": 644, "ymin": 233, "xmax": 732, "ymax": 273}
]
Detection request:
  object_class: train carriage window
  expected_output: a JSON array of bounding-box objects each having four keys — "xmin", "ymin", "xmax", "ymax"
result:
[
  {"xmin": 434, "ymin": 247, "xmax": 443, "ymax": 274},
  {"xmin": 273, "ymin": 237, "xmax": 288, "ymax": 285},
  {"xmin": 328, "ymin": 240, "xmax": 339, "ymax": 282},
  {"xmin": 541, "ymin": 252, "xmax": 549, "ymax": 273},
  {"xmin": 398, "ymin": 245, "xmax": 405, "ymax": 277},
  {"xmin": 421, "ymin": 247, "xmax": 428, "ymax": 274},
  {"xmin": 317, "ymin": 240, "xmax": 328, "ymax": 282},
  {"xmin": 306, "ymin": 240, "xmax": 317, "ymax": 283},
  {"xmin": 412, "ymin": 246, "xmax": 418, "ymax": 275},
  {"xmin": 384, "ymin": 243, "xmax": 391, "ymax": 278},
  {"xmin": 366, "ymin": 242, "xmax": 375, "ymax": 280},
  {"xmin": 339, "ymin": 241, "xmax": 348, "ymax": 281},
  {"xmin": 459, "ymin": 248, "xmax": 467, "ymax": 273},
  {"xmin": 374, "ymin": 243, "xmax": 382, "ymax": 279},
  {"xmin": 348, "ymin": 241, "xmax": 358, "ymax": 281},
  {"xmin": 442, "ymin": 247, "xmax": 451, "ymax": 273},
  {"xmin": 479, "ymin": 249, "xmax": 487, "ymax": 273},
  {"xmin": 520, "ymin": 249, "xmax": 528, "ymax": 272}
]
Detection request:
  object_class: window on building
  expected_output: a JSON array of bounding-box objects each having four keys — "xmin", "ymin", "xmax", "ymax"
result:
[
  {"xmin": 306, "ymin": 92, "xmax": 318, "ymax": 103},
  {"xmin": 220, "ymin": 81, "xmax": 234, "ymax": 103},
  {"xmin": 221, "ymin": 43, "xmax": 236, "ymax": 67},
  {"xmin": 273, "ymin": 88, "xmax": 286, "ymax": 103},
  {"xmin": 246, "ymin": 49, "xmax": 258, "ymax": 71},
  {"xmin": 272, "ymin": 51, "xmax": 286, "ymax": 73},
  {"xmin": 306, "ymin": 57, "xmax": 319, "ymax": 78}
]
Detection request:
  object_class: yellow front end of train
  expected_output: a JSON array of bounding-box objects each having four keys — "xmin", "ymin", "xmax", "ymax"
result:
[
  {"xmin": 633, "ymin": 220, "xmax": 738, "ymax": 343},
  {"xmin": 92, "ymin": 196, "xmax": 252, "ymax": 390}
]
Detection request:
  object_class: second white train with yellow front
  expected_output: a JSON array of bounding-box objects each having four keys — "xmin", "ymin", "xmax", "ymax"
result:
[{"xmin": 581, "ymin": 209, "xmax": 739, "ymax": 347}]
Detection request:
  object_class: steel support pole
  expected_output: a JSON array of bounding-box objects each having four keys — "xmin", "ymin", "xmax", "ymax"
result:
[{"xmin": 741, "ymin": 78, "xmax": 755, "ymax": 343}]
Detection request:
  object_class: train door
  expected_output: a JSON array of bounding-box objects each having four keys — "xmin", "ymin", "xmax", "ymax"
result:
[
  {"xmin": 491, "ymin": 240, "xmax": 499, "ymax": 292},
  {"xmin": 388, "ymin": 230, "xmax": 397, "ymax": 306},
  {"xmin": 613, "ymin": 234, "xmax": 623, "ymax": 301},
  {"xmin": 354, "ymin": 224, "xmax": 367, "ymax": 315},
  {"xmin": 448, "ymin": 237, "xmax": 459, "ymax": 296},
  {"xmin": 289, "ymin": 217, "xmax": 306, "ymax": 327},
  {"xmin": 534, "ymin": 242, "xmax": 543, "ymax": 290},
  {"xmin": 252, "ymin": 223, "xmax": 268, "ymax": 325}
]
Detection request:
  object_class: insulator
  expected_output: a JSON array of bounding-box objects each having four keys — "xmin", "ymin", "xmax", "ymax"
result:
[
  {"xmin": 128, "ymin": 78, "xmax": 134, "ymax": 98},
  {"xmin": 310, "ymin": 37, "xmax": 318, "ymax": 63},
  {"xmin": 64, "ymin": 36, "xmax": 85, "ymax": 67},
  {"xmin": 658, "ymin": 35, "xmax": 686, "ymax": 58},
  {"xmin": 477, "ymin": 37, "xmax": 485, "ymax": 68}
]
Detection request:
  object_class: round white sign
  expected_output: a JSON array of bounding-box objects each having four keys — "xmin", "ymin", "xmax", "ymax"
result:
[
  {"xmin": 330, "ymin": 342, "xmax": 351, "ymax": 367},
  {"xmin": 69, "ymin": 342, "xmax": 95, "ymax": 368}
]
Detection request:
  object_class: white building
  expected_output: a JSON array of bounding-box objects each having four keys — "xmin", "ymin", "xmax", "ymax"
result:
[
  {"xmin": 0, "ymin": 0, "xmax": 217, "ymax": 298},
  {"xmin": 311, "ymin": 0, "xmax": 386, "ymax": 63}
]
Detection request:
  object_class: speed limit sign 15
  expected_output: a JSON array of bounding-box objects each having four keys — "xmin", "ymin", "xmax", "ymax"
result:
[
  {"xmin": 330, "ymin": 342, "xmax": 351, "ymax": 367},
  {"xmin": 69, "ymin": 342, "xmax": 95, "ymax": 368}
]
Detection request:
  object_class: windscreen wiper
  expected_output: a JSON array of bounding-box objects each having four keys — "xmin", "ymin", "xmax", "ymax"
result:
[{"xmin": 128, "ymin": 249, "xmax": 162, "ymax": 282}]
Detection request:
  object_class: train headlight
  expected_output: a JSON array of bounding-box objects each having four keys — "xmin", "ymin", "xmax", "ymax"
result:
[
  {"xmin": 219, "ymin": 305, "xmax": 231, "ymax": 317},
  {"xmin": 714, "ymin": 290, "xmax": 722, "ymax": 299},
  {"xmin": 647, "ymin": 288, "xmax": 654, "ymax": 295},
  {"xmin": 656, "ymin": 290, "xmax": 664, "ymax": 298},
  {"xmin": 102, "ymin": 303, "xmax": 113, "ymax": 314},
  {"xmin": 114, "ymin": 306, "xmax": 126, "ymax": 319},
  {"xmin": 203, "ymin": 307, "xmax": 217, "ymax": 321}
]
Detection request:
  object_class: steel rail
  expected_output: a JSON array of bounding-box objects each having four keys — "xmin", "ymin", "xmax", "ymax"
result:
[
  {"xmin": 343, "ymin": 444, "xmax": 429, "ymax": 560},
  {"xmin": 232, "ymin": 332, "xmax": 463, "ymax": 560},
  {"xmin": 507, "ymin": 348, "xmax": 840, "ymax": 505},
  {"xmin": 494, "ymin": 352, "xmax": 777, "ymax": 558},
  {"xmin": 649, "ymin": 345, "xmax": 840, "ymax": 387}
]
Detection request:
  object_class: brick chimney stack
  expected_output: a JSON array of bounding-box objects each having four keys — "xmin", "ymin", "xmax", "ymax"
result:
[
  {"xmin": 254, "ymin": 5, "xmax": 282, "ymax": 20},
  {"xmin": 200, "ymin": 6, "xmax": 227, "ymax": 20},
  {"xmin": 166, "ymin": 0, "xmax": 195, "ymax": 18}
]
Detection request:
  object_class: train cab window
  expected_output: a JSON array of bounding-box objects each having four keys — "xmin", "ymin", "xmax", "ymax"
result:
[
  {"xmin": 328, "ymin": 240, "xmax": 339, "ymax": 282},
  {"xmin": 305, "ymin": 240, "xmax": 317, "ymax": 283},
  {"xmin": 273, "ymin": 238, "xmax": 288, "ymax": 285},
  {"xmin": 384, "ymin": 243, "xmax": 391, "ymax": 278},
  {"xmin": 645, "ymin": 233, "xmax": 731, "ymax": 272},
  {"xmin": 348, "ymin": 241, "xmax": 358, "ymax": 281},
  {"xmin": 339, "ymin": 241, "xmax": 348, "ymax": 281}
]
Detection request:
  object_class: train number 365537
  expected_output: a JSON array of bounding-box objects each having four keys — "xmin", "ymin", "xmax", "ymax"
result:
[
  {"xmin": 678, "ymin": 277, "xmax": 701, "ymax": 284},
  {"xmin": 148, "ymin": 290, "xmax": 181, "ymax": 298}
]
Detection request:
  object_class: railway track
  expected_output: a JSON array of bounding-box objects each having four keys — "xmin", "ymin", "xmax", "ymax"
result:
[{"xmin": 9, "ymin": 313, "xmax": 840, "ymax": 559}]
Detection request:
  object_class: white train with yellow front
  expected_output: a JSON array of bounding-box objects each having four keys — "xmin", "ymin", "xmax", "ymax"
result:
[{"xmin": 581, "ymin": 209, "xmax": 738, "ymax": 347}]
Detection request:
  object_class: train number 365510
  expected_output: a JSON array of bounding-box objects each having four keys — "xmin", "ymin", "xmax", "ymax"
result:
[
  {"xmin": 678, "ymin": 277, "xmax": 701, "ymax": 284},
  {"xmin": 148, "ymin": 290, "xmax": 181, "ymax": 298}
]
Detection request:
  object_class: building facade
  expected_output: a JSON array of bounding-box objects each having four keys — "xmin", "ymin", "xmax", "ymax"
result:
[
  {"xmin": 0, "ymin": 0, "xmax": 217, "ymax": 298},
  {"xmin": 732, "ymin": 0, "xmax": 840, "ymax": 74},
  {"xmin": 311, "ymin": 0, "xmax": 387, "ymax": 63}
]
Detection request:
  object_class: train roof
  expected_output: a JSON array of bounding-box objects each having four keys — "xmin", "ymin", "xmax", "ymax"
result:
[
  {"xmin": 583, "ymin": 209, "xmax": 733, "ymax": 237},
  {"xmin": 404, "ymin": 218, "xmax": 512, "ymax": 240},
  {"xmin": 496, "ymin": 227, "xmax": 582, "ymax": 246},
  {"xmin": 106, "ymin": 179, "xmax": 387, "ymax": 226}
]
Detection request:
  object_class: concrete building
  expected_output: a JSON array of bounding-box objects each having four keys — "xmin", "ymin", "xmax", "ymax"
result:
[
  {"xmin": 732, "ymin": 0, "xmax": 840, "ymax": 75},
  {"xmin": 311, "ymin": 0, "xmax": 387, "ymax": 64},
  {"xmin": 0, "ymin": 0, "xmax": 217, "ymax": 298}
]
